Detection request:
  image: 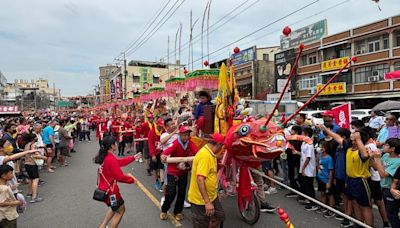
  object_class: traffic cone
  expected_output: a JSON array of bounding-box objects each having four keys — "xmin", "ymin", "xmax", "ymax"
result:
[{"xmin": 278, "ymin": 208, "xmax": 294, "ymax": 228}]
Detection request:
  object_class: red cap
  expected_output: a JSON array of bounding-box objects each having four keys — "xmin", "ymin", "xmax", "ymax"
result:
[
  {"xmin": 147, "ymin": 114, "xmax": 154, "ymax": 119},
  {"xmin": 322, "ymin": 110, "xmax": 334, "ymax": 117},
  {"xmin": 179, "ymin": 126, "xmax": 192, "ymax": 133},
  {"xmin": 210, "ymin": 133, "xmax": 225, "ymax": 144},
  {"xmin": 156, "ymin": 118, "xmax": 164, "ymax": 127}
]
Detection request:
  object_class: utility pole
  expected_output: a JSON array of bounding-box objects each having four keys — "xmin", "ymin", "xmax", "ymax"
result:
[
  {"xmin": 53, "ymin": 83, "xmax": 56, "ymax": 110},
  {"xmin": 123, "ymin": 52, "xmax": 127, "ymax": 100}
]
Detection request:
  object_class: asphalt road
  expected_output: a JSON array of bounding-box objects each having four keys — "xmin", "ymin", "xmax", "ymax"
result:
[{"xmin": 17, "ymin": 139, "xmax": 383, "ymax": 228}]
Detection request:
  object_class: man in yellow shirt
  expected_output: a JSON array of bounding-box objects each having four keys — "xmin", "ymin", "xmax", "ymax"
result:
[{"xmin": 188, "ymin": 133, "xmax": 225, "ymax": 228}]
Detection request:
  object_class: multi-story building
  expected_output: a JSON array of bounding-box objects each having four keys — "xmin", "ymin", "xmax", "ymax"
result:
[
  {"xmin": 99, "ymin": 61, "xmax": 183, "ymax": 103},
  {"xmin": 210, "ymin": 46, "xmax": 280, "ymax": 99},
  {"xmin": 3, "ymin": 79, "xmax": 60, "ymax": 110},
  {"xmin": 294, "ymin": 15, "xmax": 400, "ymax": 109},
  {"xmin": 0, "ymin": 71, "xmax": 7, "ymax": 103}
]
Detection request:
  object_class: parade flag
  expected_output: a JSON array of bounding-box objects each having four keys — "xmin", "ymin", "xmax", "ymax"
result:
[{"xmin": 332, "ymin": 103, "xmax": 351, "ymax": 129}]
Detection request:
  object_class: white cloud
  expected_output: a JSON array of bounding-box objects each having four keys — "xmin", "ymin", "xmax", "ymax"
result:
[{"xmin": 0, "ymin": 0, "xmax": 399, "ymax": 96}]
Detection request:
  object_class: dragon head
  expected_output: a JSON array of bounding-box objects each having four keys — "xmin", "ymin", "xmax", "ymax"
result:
[{"xmin": 225, "ymin": 117, "xmax": 287, "ymax": 162}]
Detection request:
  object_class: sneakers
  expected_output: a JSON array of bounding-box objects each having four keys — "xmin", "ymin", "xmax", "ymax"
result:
[
  {"xmin": 265, "ymin": 187, "xmax": 278, "ymax": 195},
  {"xmin": 160, "ymin": 212, "xmax": 168, "ymax": 220},
  {"xmin": 183, "ymin": 200, "xmax": 191, "ymax": 208},
  {"xmin": 139, "ymin": 158, "xmax": 144, "ymax": 163},
  {"xmin": 160, "ymin": 196, "xmax": 165, "ymax": 206},
  {"xmin": 260, "ymin": 202, "xmax": 277, "ymax": 213},
  {"xmin": 285, "ymin": 192, "xmax": 298, "ymax": 198},
  {"xmin": 323, "ymin": 211, "xmax": 335, "ymax": 218},
  {"xmin": 340, "ymin": 219, "xmax": 354, "ymax": 227},
  {"xmin": 304, "ymin": 204, "xmax": 319, "ymax": 211},
  {"xmin": 335, "ymin": 214, "xmax": 344, "ymax": 221},
  {"xmin": 155, "ymin": 180, "xmax": 161, "ymax": 191},
  {"xmin": 29, "ymin": 197, "xmax": 43, "ymax": 203},
  {"xmin": 298, "ymin": 198, "xmax": 310, "ymax": 205},
  {"xmin": 175, "ymin": 213, "xmax": 184, "ymax": 221}
]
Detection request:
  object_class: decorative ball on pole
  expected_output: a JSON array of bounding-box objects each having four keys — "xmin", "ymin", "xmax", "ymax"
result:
[
  {"xmin": 282, "ymin": 26, "xmax": 292, "ymax": 36},
  {"xmin": 159, "ymin": 79, "xmax": 163, "ymax": 83},
  {"xmin": 233, "ymin": 47, "xmax": 240, "ymax": 54},
  {"xmin": 149, "ymin": 83, "xmax": 153, "ymax": 87},
  {"xmin": 203, "ymin": 60, "xmax": 209, "ymax": 67},
  {"xmin": 184, "ymin": 68, "xmax": 189, "ymax": 74}
]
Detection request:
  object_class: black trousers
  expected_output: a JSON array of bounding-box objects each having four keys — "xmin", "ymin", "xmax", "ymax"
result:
[
  {"xmin": 161, "ymin": 173, "xmax": 188, "ymax": 214},
  {"xmin": 299, "ymin": 175, "xmax": 315, "ymax": 204},
  {"xmin": 118, "ymin": 140, "xmax": 126, "ymax": 155},
  {"xmin": 287, "ymin": 154, "xmax": 300, "ymax": 190},
  {"xmin": 383, "ymin": 188, "xmax": 400, "ymax": 227}
]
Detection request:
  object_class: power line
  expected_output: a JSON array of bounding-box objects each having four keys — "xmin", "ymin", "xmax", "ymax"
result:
[
  {"xmin": 114, "ymin": 0, "xmax": 172, "ymax": 60},
  {"xmin": 152, "ymin": 0, "xmax": 323, "ymax": 79},
  {"xmin": 114, "ymin": 0, "xmax": 171, "ymax": 59},
  {"xmin": 161, "ymin": 0, "xmax": 259, "ymax": 61},
  {"xmin": 126, "ymin": 0, "xmax": 186, "ymax": 57}
]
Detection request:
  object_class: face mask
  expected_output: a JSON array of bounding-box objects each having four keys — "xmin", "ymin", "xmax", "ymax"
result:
[
  {"xmin": 4, "ymin": 145, "xmax": 13, "ymax": 155},
  {"xmin": 316, "ymin": 147, "xmax": 322, "ymax": 154}
]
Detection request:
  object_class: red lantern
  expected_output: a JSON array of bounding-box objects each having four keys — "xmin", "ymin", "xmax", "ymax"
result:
[
  {"xmin": 159, "ymin": 79, "xmax": 163, "ymax": 83},
  {"xmin": 203, "ymin": 60, "xmax": 209, "ymax": 67},
  {"xmin": 282, "ymin": 26, "xmax": 292, "ymax": 36},
  {"xmin": 184, "ymin": 69, "xmax": 189, "ymax": 74},
  {"xmin": 150, "ymin": 83, "xmax": 153, "ymax": 87},
  {"xmin": 233, "ymin": 47, "xmax": 240, "ymax": 54}
]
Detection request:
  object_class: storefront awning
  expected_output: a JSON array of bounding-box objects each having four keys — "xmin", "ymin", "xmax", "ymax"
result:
[
  {"xmin": 236, "ymin": 78, "xmax": 252, "ymax": 86},
  {"xmin": 319, "ymin": 69, "xmax": 348, "ymax": 76},
  {"xmin": 318, "ymin": 40, "xmax": 349, "ymax": 50},
  {"xmin": 297, "ymin": 91, "xmax": 400, "ymax": 102}
]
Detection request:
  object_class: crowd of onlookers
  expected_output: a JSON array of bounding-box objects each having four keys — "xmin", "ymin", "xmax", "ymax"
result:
[
  {"xmin": 261, "ymin": 110, "xmax": 400, "ymax": 228},
  {"xmin": 0, "ymin": 114, "xmax": 93, "ymax": 227}
]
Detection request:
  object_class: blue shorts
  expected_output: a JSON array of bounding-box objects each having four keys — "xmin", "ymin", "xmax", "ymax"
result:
[
  {"xmin": 345, "ymin": 177, "xmax": 371, "ymax": 207},
  {"xmin": 261, "ymin": 160, "xmax": 273, "ymax": 172}
]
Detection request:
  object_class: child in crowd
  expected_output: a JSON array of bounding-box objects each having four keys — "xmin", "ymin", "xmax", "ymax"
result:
[
  {"xmin": 345, "ymin": 129, "xmax": 373, "ymax": 227},
  {"xmin": 372, "ymin": 138, "xmax": 400, "ymax": 228},
  {"xmin": 389, "ymin": 167, "xmax": 400, "ymax": 227},
  {"xmin": 299, "ymin": 127, "xmax": 317, "ymax": 211},
  {"xmin": 0, "ymin": 164, "xmax": 20, "ymax": 228},
  {"xmin": 316, "ymin": 140, "xmax": 335, "ymax": 218}
]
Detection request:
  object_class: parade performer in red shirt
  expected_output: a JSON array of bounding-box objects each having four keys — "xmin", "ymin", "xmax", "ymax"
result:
[
  {"xmin": 134, "ymin": 118, "xmax": 144, "ymax": 163},
  {"xmin": 148, "ymin": 118, "xmax": 165, "ymax": 191},
  {"xmin": 160, "ymin": 126, "xmax": 198, "ymax": 221},
  {"xmin": 96, "ymin": 118, "xmax": 108, "ymax": 147},
  {"xmin": 94, "ymin": 136, "xmax": 142, "ymax": 228},
  {"xmin": 123, "ymin": 117, "xmax": 134, "ymax": 154},
  {"xmin": 141, "ymin": 114, "xmax": 155, "ymax": 175}
]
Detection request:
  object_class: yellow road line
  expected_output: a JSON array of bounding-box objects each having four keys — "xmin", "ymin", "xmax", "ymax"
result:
[{"xmin": 134, "ymin": 176, "xmax": 182, "ymax": 227}]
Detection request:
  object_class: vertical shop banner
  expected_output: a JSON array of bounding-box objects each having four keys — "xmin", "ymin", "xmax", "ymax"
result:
[
  {"xmin": 115, "ymin": 76, "xmax": 122, "ymax": 99},
  {"xmin": 274, "ymin": 49, "xmax": 296, "ymax": 93},
  {"xmin": 332, "ymin": 103, "xmax": 351, "ymax": 130},
  {"xmin": 105, "ymin": 80, "xmax": 111, "ymax": 101},
  {"xmin": 110, "ymin": 80, "xmax": 115, "ymax": 99}
]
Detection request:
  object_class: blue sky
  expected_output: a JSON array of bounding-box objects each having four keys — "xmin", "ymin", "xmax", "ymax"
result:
[{"xmin": 0, "ymin": 0, "xmax": 399, "ymax": 96}]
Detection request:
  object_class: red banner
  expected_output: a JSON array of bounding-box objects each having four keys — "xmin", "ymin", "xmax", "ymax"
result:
[
  {"xmin": 385, "ymin": 70, "xmax": 400, "ymax": 80},
  {"xmin": 332, "ymin": 103, "xmax": 351, "ymax": 130}
]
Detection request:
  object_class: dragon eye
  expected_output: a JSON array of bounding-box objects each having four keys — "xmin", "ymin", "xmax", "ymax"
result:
[{"xmin": 238, "ymin": 125, "xmax": 251, "ymax": 136}]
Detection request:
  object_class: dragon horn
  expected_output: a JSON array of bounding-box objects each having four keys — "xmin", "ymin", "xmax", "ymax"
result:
[
  {"xmin": 283, "ymin": 56, "xmax": 357, "ymax": 126},
  {"xmin": 264, "ymin": 44, "xmax": 304, "ymax": 127}
]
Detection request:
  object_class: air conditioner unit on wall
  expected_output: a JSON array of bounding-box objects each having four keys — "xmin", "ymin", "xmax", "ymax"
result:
[
  {"xmin": 368, "ymin": 75, "xmax": 380, "ymax": 82},
  {"xmin": 372, "ymin": 70, "xmax": 379, "ymax": 76}
]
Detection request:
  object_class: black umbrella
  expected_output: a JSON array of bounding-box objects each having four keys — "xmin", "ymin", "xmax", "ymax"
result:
[{"xmin": 372, "ymin": 100, "xmax": 400, "ymax": 111}]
